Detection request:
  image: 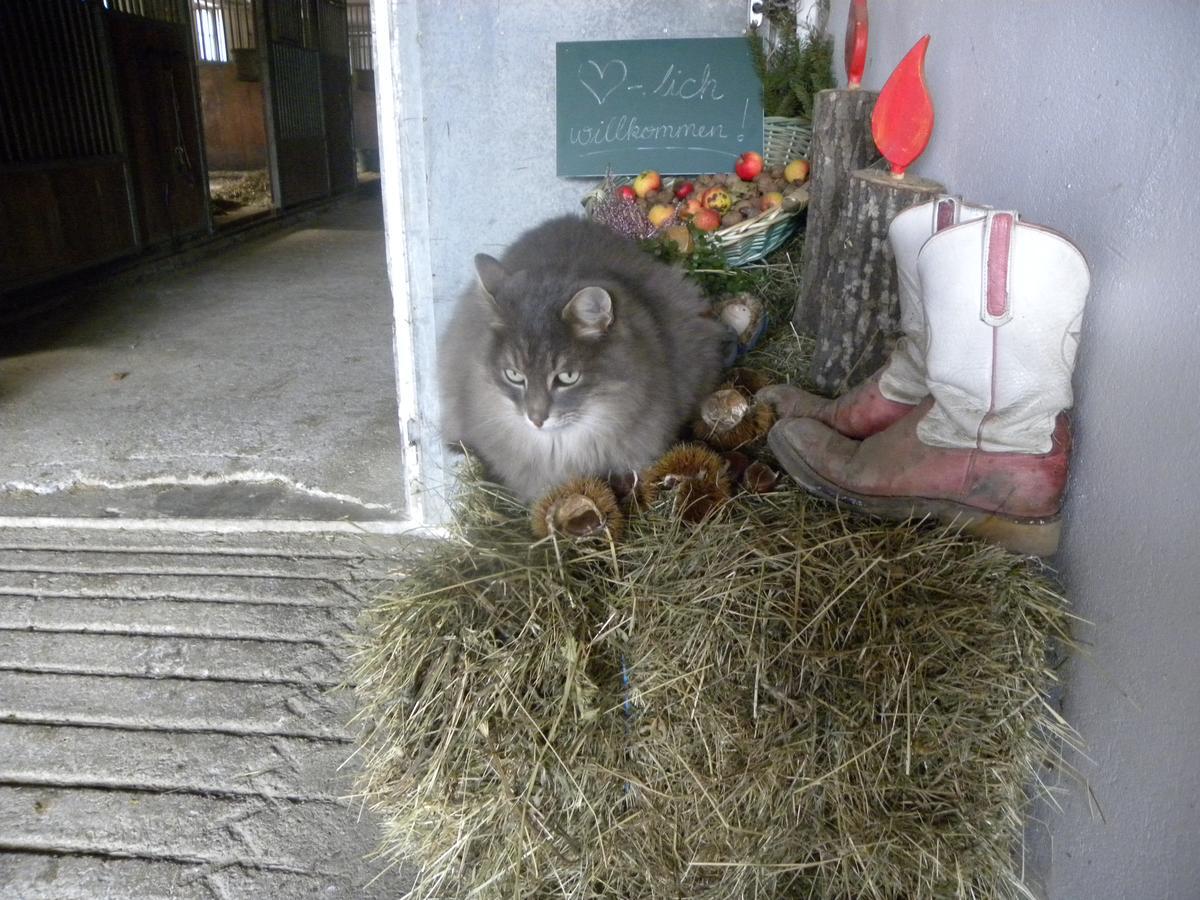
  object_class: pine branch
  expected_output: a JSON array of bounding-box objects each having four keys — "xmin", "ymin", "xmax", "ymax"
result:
[{"xmin": 749, "ymin": 7, "xmax": 833, "ymax": 121}]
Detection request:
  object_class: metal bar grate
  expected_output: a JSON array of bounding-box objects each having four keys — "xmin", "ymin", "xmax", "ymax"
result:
[
  {"xmin": 269, "ymin": 0, "xmax": 316, "ymax": 48},
  {"xmin": 271, "ymin": 43, "xmax": 323, "ymax": 138},
  {"xmin": 318, "ymin": 0, "xmax": 347, "ymax": 60},
  {"xmin": 190, "ymin": 0, "xmax": 258, "ymax": 63},
  {"xmin": 0, "ymin": 0, "xmax": 120, "ymax": 166},
  {"xmin": 346, "ymin": 2, "xmax": 370, "ymax": 71},
  {"xmin": 103, "ymin": 0, "xmax": 189, "ymax": 25}
]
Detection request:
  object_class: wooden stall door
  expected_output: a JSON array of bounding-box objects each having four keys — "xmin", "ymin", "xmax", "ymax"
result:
[
  {"xmin": 318, "ymin": 0, "xmax": 356, "ymax": 195},
  {"xmin": 107, "ymin": 2, "xmax": 210, "ymax": 247},
  {"xmin": 261, "ymin": 0, "xmax": 329, "ymax": 207},
  {"xmin": 0, "ymin": 0, "xmax": 138, "ymax": 292}
]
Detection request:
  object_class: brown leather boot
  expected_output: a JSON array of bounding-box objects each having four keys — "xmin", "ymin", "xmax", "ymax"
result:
[
  {"xmin": 770, "ymin": 400, "xmax": 1072, "ymax": 556},
  {"xmin": 756, "ymin": 374, "xmax": 913, "ymax": 439},
  {"xmin": 769, "ymin": 210, "xmax": 1090, "ymax": 556}
]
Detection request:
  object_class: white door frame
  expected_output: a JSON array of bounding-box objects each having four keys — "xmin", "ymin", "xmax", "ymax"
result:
[{"xmin": 371, "ymin": 0, "xmax": 450, "ymax": 527}]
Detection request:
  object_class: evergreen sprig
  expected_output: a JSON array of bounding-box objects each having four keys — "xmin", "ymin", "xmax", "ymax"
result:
[{"xmin": 748, "ymin": 6, "xmax": 835, "ymax": 120}]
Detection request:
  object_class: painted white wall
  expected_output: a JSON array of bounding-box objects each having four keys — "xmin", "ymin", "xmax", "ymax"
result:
[
  {"xmin": 825, "ymin": 1, "xmax": 1200, "ymax": 896},
  {"xmin": 376, "ymin": 0, "xmax": 750, "ymax": 520}
]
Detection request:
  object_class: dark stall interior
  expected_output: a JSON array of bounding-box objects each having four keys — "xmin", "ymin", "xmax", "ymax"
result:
[{"xmin": 0, "ymin": 0, "xmax": 380, "ymax": 301}]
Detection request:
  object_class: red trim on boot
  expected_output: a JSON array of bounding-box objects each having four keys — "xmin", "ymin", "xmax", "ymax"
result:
[
  {"xmin": 935, "ymin": 197, "xmax": 958, "ymax": 231},
  {"xmin": 985, "ymin": 213, "xmax": 1013, "ymax": 319}
]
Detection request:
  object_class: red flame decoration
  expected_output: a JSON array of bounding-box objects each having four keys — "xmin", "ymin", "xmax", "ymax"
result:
[
  {"xmin": 871, "ymin": 35, "xmax": 933, "ymax": 178},
  {"xmin": 844, "ymin": 0, "xmax": 868, "ymax": 88}
]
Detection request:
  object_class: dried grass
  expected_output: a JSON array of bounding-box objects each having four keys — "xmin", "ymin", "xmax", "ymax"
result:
[
  {"xmin": 736, "ymin": 245, "xmax": 819, "ymax": 386},
  {"xmin": 351, "ymin": 256, "xmax": 1077, "ymax": 897},
  {"xmin": 209, "ymin": 170, "xmax": 272, "ymax": 208},
  {"xmin": 352, "ymin": 476, "xmax": 1076, "ymax": 899}
]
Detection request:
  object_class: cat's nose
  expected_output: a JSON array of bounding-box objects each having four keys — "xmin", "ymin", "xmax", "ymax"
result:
[{"xmin": 528, "ymin": 413, "xmax": 546, "ymax": 429}]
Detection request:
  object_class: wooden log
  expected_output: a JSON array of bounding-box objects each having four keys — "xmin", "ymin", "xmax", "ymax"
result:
[
  {"xmin": 808, "ymin": 168, "xmax": 945, "ymax": 395},
  {"xmin": 792, "ymin": 88, "xmax": 880, "ymax": 335}
]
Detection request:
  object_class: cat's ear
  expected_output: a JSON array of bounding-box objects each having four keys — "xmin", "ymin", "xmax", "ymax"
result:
[
  {"xmin": 563, "ymin": 287, "xmax": 613, "ymax": 340},
  {"xmin": 474, "ymin": 253, "xmax": 509, "ymax": 300}
]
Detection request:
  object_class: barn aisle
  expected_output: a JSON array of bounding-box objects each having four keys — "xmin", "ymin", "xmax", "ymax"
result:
[{"xmin": 0, "ymin": 191, "xmax": 405, "ymax": 523}]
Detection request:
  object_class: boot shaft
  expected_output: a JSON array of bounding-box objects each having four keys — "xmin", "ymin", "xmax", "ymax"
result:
[
  {"xmin": 879, "ymin": 196, "xmax": 991, "ymax": 404},
  {"xmin": 917, "ymin": 211, "xmax": 1091, "ymax": 453}
]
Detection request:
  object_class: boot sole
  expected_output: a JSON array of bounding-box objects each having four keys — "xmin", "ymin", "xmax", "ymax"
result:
[{"xmin": 769, "ymin": 435, "xmax": 1062, "ymax": 557}]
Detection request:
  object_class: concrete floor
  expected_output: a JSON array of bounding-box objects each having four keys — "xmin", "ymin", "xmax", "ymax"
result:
[
  {"xmin": 0, "ymin": 192, "xmax": 405, "ymax": 521},
  {"xmin": 0, "ymin": 194, "xmax": 417, "ymax": 896}
]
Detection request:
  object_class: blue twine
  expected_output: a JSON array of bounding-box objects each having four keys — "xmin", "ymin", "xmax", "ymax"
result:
[{"xmin": 621, "ymin": 652, "xmax": 632, "ymax": 799}]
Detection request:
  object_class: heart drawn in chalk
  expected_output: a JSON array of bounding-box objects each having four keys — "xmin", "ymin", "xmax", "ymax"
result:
[{"xmin": 579, "ymin": 59, "xmax": 627, "ymax": 106}]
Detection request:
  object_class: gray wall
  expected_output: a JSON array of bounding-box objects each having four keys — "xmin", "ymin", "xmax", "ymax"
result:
[
  {"xmin": 827, "ymin": 1, "xmax": 1200, "ymax": 897},
  {"xmin": 406, "ymin": 0, "xmax": 746, "ymax": 313},
  {"xmin": 390, "ymin": 2, "xmax": 1200, "ymax": 894}
]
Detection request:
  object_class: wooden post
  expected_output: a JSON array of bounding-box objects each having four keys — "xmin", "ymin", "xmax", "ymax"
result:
[
  {"xmin": 808, "ymin": 168, "xmax": 945, "ymax": 395},
  {"xmin": 792, "ymin": 88, "xmax": 880, "ymax": 335}
]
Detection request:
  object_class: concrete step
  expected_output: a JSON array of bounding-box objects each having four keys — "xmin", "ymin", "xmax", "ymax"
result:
[
  {"xmin": 2, "ymin": 785, "xmax": 359, "ymax": 870},
  {"xmin": 0, "ymin": 549, "xmax": 386, "ymax": 581},
  {"xmin": 0, "ymin": 527, "xmax": 404, "ymax": 577},
  {"xmin": 0, "ymin": 594, "xmax": 355, "ymax": 644},
  {"xmin": 1, "ymin": 671, "xmax": 355, "ymax": 741},
  {"xmin": 0, "ymin": 571, "xmax": 363, "ymax": 608},
  {"xmin": 0, "ymin": 630, "xmax": 346, "ymax": 685},
  {"xmin": 0, "ymin": 528, "xmax": 412, "ymax": 898},
  {"xmin": 0, "ymin": 852, "xmax": 368, "ymax": 900},
  {"xmin": 0, "ymin": 723, "xmax": 357, "ymax": 801}
]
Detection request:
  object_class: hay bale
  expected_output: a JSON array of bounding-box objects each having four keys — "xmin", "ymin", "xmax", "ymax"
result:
[{"xmin": 352, "ymin": 475, "xmax": 1075, "ymax": 899}]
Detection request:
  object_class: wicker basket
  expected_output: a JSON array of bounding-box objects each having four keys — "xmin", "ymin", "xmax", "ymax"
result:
[
  {"xmin": 583, "ymin": 117, "xmax": 813, "ymax": 267},
  {"xmin": 705, "ymin": 116, "xmax": 812, "ymax": 265},
  {"xmin": 708, "ymin": 194, "xmax": 807, "ymax": 267},
  {"xmin": 714, "ymin": 117, "xmax": 812, "ymax": 264},
  {"xmin": 763, "ymin": 116, "xmax": 813, "ymax": 168}
]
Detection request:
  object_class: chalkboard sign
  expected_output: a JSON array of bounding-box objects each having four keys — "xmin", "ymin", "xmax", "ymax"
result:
[{"xmin": 556, "ymin": 38, "xmax": 764, "ymax": 177}]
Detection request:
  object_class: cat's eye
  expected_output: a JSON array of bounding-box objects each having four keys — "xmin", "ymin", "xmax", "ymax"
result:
[
  {"xmin": 503, "ymin": 368, "xmax": 526, "ymax": 386},
  {"xmin": 555, "ymin": 371, "xmax": 580, "ymax": 386}
]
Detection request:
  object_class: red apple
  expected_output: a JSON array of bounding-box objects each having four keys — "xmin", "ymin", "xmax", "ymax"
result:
[
  {"xmin": 673, "ymin": 180, "xmax": 695, "ymax": 200},
  {"xmin": 692, "ymin": 208, "xmax": 721, "ymax": 232},
  {"xmin": 734, "ymin": 151, "xmax": 764, "ymax": 181},
  {"xmin": 633, "ymin": 170, "xmax": 662, "ymax": 198},
  {"xmin": 617, "ymin": 185, "xmax": 636, "ymax": 202},
  {"xmin": 682, "ymin": 198, "xmax": 704, "ymax": 218}
]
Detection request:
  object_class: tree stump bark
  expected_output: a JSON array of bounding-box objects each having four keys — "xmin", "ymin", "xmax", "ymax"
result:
[
  {"xmin": 808, "ymin": 168, "xmax": 945, "ymax": 395},
  {"xmin": 792, "ymin": 88, "xmax": 880, "ymax": 335}
]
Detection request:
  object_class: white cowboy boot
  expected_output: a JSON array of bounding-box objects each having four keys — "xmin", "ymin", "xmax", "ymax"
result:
[
  {"xmin": 769, "ymin": 210, "xmax": 1090, "ymax": 556},
  {"xmin": 917, "ymin": 210, "xmax": 1089, "ymax": 454},
  {"xmin": 760, "ymin": 196, "xmax": 989, "ymax": 437}
]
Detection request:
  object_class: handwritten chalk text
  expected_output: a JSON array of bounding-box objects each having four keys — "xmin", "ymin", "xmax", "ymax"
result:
[
  {"xmin": 650, "ymin": 64, "xmax": 725, "ymax": 101},
  {"xmin": 569, "ymin": 115, "xmax": 729, "ymax": 147}
]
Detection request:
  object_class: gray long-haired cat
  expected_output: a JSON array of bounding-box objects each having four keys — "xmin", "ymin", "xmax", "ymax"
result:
[{"xmin": 439, "ymin": 215, "xmax": 728, "ymax": 502}]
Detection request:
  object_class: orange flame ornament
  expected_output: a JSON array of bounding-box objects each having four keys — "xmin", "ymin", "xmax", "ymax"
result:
[
  {"xmin": 844, "ymin": 0, "xmax": 868, "ymax": 88},
  {"xmin": 871, "ymin": 35, "xmax": 933, "ymax": 178}
]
